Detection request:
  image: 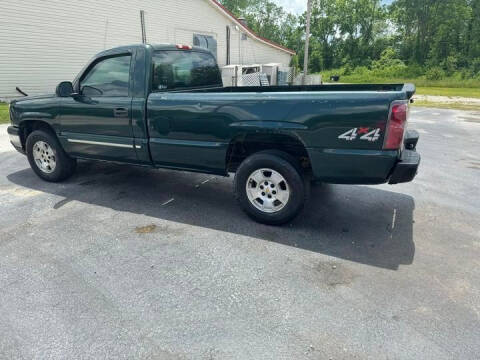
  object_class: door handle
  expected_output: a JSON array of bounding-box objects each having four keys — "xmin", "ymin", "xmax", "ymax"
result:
[{"xmin": 113, "ymin": 108, "xmax": 129, "ymax": 117}]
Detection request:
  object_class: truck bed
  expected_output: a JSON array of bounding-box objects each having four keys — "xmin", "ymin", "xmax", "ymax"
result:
[{"xmin": 146, "ymin": 83, "xmax": 415, "ymax": 183}]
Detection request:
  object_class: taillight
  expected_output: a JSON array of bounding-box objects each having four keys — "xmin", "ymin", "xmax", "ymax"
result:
[
  {"xmin": 384, "ymin": 101, "xmax": 408, "ymax": 150},
  {"xmin": 176, "ymin": 44, "xmax": 192, "ymax": 50}
]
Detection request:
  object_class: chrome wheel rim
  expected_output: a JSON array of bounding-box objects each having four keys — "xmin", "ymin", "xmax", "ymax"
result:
[
  {"xmin": 246, "ymin": 168, "xmax": 290, "ymax": 213},
  {"xmin": 33, "ymin": 141, "xmax": 56, "ymax": 174}
]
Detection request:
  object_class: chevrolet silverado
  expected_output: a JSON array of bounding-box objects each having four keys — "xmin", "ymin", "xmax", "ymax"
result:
[{"xmin": 7, "ymin": 44, "xmax": 420, "ymax": 224}]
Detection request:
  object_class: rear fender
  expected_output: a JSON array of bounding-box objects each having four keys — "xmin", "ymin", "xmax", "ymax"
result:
[{"xmin": 226, "ymin": 128, "xmax": 311, "ymax": 172}]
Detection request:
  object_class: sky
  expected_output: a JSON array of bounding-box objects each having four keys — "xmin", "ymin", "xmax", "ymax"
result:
[
  {"xmin": 272, "ymin": 0, "xmax": 393, "ymax": 15},
  {"xmin": 272, "ymin": 0, "xmax": 307, "ymax": 15}
]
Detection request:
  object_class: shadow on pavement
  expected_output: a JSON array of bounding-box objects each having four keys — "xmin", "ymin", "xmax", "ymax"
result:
[{"xmin": 7, "ymin": 160, "xmax": 415, "ymax": 270}]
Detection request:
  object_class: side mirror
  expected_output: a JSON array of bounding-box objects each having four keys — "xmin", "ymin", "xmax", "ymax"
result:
[
  {"xmin": 56, "ymin": 81, "xmax": 74, "ymax": 97},
  {"xmin": 81, "ymin": 85, "xmax": 103, "ymax": 96}
]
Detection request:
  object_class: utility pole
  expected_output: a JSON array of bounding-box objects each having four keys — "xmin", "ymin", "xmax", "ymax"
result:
[{"xmin": 303, "ymin": 0, "xmax": 313, "ymax": 85}]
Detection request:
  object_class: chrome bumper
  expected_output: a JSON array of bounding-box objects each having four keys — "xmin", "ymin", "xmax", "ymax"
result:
[
  {"xmin": 9, "ymin": 133, "xmax": 21, "ymax": 147},
  {"xmin": 7, "ymin": 126, "xmax": 24, "ymax": 153}
]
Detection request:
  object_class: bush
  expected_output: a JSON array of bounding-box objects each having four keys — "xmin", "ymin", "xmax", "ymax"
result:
[
  {"xmin": 376, "ymin": 64, "xmax": 408, "ymax": 78},
  {"xmin": 309, "ymin": 50, "xmax": 323, "ymax": 73},
  {"xmin": 426, "ymin": 67, "xmax": 446, "ymax": 80},
  {"xmin": 372, "ymin": 48, "xmax": 405, "ymax": 70},
  {"xmin": 354, "ymin": 66, "xmax": 370, "ymax": 75},
  {"xmin": 456, "ymin": 69, "xmax": 471, "ymax": 80},
  {"xmin": 342, "ymin": 63, "xmax": 353, "ymax": 76},
  {"xmin": 470, "ymin": 58, "xmax": 480, "ymax": 75},
  {"xmin": 404, "ymin": 64, "xmax": 425, "ymax": 78},
  {"xmin": 290, "ymin": 55, "xmax": 300, "ymax": 71},
  {"xmin": 443, "ymin": 56, "xmax": 458, "ymax": 76}
]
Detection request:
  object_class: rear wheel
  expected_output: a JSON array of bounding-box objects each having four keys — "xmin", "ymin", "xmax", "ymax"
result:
[
  {"xmin": 26, "ymin": 130, "xmax": 77, "ymax": 182},
  {"xmin": 234, "ymin": 151, "xmax": 307, "ymax": 225}
]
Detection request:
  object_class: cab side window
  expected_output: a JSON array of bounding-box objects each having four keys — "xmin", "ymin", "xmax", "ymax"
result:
[{"xmin": 81, "ymin": 55, "xmax": 131, "ymax": 97}]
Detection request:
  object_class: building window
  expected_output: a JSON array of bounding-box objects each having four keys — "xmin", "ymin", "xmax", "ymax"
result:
[{"xmin": 193, "ymin": 34, "xmax": 217, "ymax": 59}]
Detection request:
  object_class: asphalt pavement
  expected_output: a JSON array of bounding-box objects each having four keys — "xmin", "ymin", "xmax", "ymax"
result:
[{"xmin": 0, "ymin": 108, "xmax": 479, "ymax": 359}]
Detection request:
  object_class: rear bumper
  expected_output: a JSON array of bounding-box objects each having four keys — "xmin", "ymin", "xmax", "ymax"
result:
[
  {"xmin": 388, "ymin": 129, "xmax": 421, "ymax": 184},
  {"xmin": 7, "ymin": 126, "xmax": 25, "ymax": 154},
  {"xmin": 404, "ymin": 129, "xmax": 419, "ymax": 150},
  {"xmin": 389, "ymin": 149, "xmax": 421, "ymax": 184}
]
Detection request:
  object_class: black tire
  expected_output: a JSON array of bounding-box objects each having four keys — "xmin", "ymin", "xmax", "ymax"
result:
[
  {"xmin": 26, "ymin": 130, "xmax": 77, "ymax": 182},
  {"xmin": 234, "ymin": 151, "xmax": 308, "ymax": 225},
  {"xmin": 259, "ymin": 149, "xmax": 305, "ymax": 177}
]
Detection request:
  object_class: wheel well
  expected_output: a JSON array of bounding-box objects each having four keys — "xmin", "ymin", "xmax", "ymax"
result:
[
  {"xmin": 19, "ymin": 121, "xmax": 56, "ymax": 149},
  {"xmin": 226, "ymin": 133, "xmax": 311, "ymax": 173}
]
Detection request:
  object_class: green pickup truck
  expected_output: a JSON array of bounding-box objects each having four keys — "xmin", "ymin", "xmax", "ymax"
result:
[{"xmin": 7, "ymin": 44, "xmax": 420, "ymax": 224}]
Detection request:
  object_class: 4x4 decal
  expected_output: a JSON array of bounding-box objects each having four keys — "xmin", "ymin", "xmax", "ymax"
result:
[{"xmin": 338, "ymin": 128, "xmax": 381, "ymax": 142}]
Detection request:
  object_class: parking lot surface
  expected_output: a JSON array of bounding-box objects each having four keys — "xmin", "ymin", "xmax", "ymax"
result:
[{"xmin": 0, "ymin": 108, "xmax": 479, "ymax": 359}]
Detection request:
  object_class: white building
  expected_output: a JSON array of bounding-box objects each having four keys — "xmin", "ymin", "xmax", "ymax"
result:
[{"xmin": 0, "ymin": 0, "xmax": 295, "ymax": 99}]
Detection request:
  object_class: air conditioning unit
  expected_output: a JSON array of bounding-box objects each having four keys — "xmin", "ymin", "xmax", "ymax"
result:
[
  {"xmin": 261, "ymin": 63, "xmax": 281, "ymax": 86},
  {"xmin": 277, "ymin": 67, "xmax": 294, "ymax": 86},
  {"xmin": 221, "ymin": 65, "xmax": 238, "ymax": 87},
  {"xmin": 221, "ymin": 65, "xmax": 264, "ymax": 87}
]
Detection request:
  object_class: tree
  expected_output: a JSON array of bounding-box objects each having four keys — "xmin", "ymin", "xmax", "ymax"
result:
[
  {"xmin": 243, "ymin": 0, "xmax": 288, "ymax": 44},
  {"xmin": 219, "ymin": 0, "xmax": 480, "ymax": 73},
  {"xmin": 307, "ymin": 0, "xmax": 338, "ymax": 70},
  {"xmin": 389, "ymin": 0, "xmax": 473, "ymax": 69},
  {"xmin": 466, "ymin": 0, "xmax": 480, "ymax": 60},
  {"xmin": 220, "ymin": 0, "xmax": 302, "ymax": 52},
  {"xmin": 218, "ymin": 0, "xmax": 252, "ymax": 16}
]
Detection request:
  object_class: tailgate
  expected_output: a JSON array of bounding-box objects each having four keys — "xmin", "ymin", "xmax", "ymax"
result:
[{"xmin": 299, "ymin": 84, "xmax": 415, "ymax": 151}]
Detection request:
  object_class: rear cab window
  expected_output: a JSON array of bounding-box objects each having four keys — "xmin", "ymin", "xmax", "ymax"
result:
[{"xmin": 152, "ymin": 51, "xmax": 222, "ymax": 91}]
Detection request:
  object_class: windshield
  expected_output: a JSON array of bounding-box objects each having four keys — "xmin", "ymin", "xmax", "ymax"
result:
[{"xmin": 152, "ymin": 50, "xmax": 222, "ymax": 91}]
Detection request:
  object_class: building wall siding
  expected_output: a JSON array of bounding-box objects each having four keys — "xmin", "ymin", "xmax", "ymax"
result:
[{"xmin": 0, "ymin": 0, "xmax": 292, "ymax": 99}]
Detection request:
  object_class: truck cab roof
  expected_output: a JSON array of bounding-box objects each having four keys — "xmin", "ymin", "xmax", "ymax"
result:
[{"xmin": 94, "ymin": 43, "xmax": 213, "ymax": 58}]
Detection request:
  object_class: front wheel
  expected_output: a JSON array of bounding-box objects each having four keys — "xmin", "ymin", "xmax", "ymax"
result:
[
  {"xmin": 234, "ymin": 152, "xmax": 307, "ymax": 225},
  {"xmin": 26, "ymin": 130, "xmax": 77, "ymax": 182}
]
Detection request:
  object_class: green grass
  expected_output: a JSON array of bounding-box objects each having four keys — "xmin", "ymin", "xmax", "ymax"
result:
[
  {"xmin": 334, "ymin": 76, "xmax": 480, "ymax": 90},
  {"xmin": 319, "ymin": 68, "xmax": 480, "ymax": 98},
  {"xmin": 416, "ymin": 87, "xmax": 480, "ymax": 98},
  {"xmin": 0, "ymin": 103, "xmax": 9, "ymax": 124},
  {"xmin": 412, "ymin": 100, "xmax": 480, "ymax": 111},
  {"xmin": 318, "ymin": 67, "xmax": 480, "ymax": 109}
]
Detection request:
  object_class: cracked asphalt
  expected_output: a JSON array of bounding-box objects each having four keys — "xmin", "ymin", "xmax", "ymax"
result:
[{"xmin": 0, "ymin": 108, "xmax": 479, "ymax": 359}]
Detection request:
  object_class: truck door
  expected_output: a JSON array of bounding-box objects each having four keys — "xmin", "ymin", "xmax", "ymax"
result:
[
  {"xmin": 147, "ymin": 49, "xmax": 228, "ymax": 174},
  {"xmin": 59, "ymin": 53, "xmax": 137, "ymax": 162}
]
